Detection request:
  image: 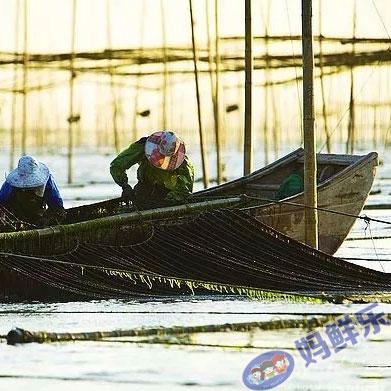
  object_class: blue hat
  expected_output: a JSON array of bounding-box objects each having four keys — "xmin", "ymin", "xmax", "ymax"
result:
[{"xmin": 6, "ymin": 156, "xmax": 50, "ymax": 188}]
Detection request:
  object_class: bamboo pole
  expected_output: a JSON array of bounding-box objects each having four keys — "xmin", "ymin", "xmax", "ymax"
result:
[
  {"xmin": 205, "ymin": 0, "xmax": 216, "ymax": 175},
  {"xmin": 10, "ymin": 0, "xmax": 20, "ymax": 170},
  {"xmin": 132, "ymin": 1, "xmax": 146, "ymax": 141},
  {"xmin": 267, "ymin": 0, "xmax": 279, "ymax": 161},
  {"xmin": 214, "ymin": 0, "xmax": 222, "ymax": 183},
  {"xmin": 106, "ymin": 0, "xmax": 120, "ymax": 152},
  {"xmin": 67, "ymin": 0, "xmax": 77, "ymax": 184},
  {"xmin": 373, "ymin": 106, "xmax": 377, "ymax": 149},
  {"xmin": 263, "ymin": 1, "xmax": 279, "ymax": 161},
  {"xmin": 189, "ymin": 0, "xmax": 209, "ymax": 188},
  {"xmin": 205, "ymin": 0, "xmax": 222, "ymax": 184},
  {"xmin": 271, "ymin": 88, "xmax": 279, "ymax": 160},
  {"xmin": 263, "ymin": 68, "xmax": 269, "ymax": 165},
  {"xmin": 244, "ymin": 0, "xmax": 253, "ymax": 175},
  {"xmin": 318, "ymin": 0, "xmax": 331, "ymax": 153},
  {"xmin": 0, "ymin": 197, "xmax": 243, "ymax": 245},
  {"xmin": 220, "ymin": 35, "xmax": 391, "ymax": 45},
  {"xmin": 7, "ymin": 316, "xmax": 331, "ymax": 345},
  {"xmin": 8, "ymin": 46, "xmax": 391, "ymax": 76},
  {"xmin": 95, "ymin": 92, "xmax": 102, "ymax": 148},
  {"xmin": 266, "ymin": 2, "xmax": 279, "ymax": 162},
  {"xmin": 36, "ymin": 83, "xmax": 44, "ymax": 150},
  {"xmin": 302, "ymin": 0, "xmax": 318, "ymax": 249},
  {"xmin": 347, "ymin": 0, "xmax": 357, "ymax": 154},
  {"xmin": 263, "ymin": 0, "xmax": 271, "ymax": 166},
  {"xmin": 22, "ymin": 0, "xmax": 28, "ymax": 155},
  {"xmin": 236, "ymin": 71, "xmax": 244, "ymax": 151},
  {"xmin": 161, "ymin": 0, "xmax": 168, "ymax": 129}
]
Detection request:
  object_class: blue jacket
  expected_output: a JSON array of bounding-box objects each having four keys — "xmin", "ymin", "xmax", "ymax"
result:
[{"xmin": 0, "ymin": 175, "xmax": 64, "ymax": 210}]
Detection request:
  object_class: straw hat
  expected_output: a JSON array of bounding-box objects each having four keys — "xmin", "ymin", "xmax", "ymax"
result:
[
  {"xmin": 145, "ymin": 131, "xmax": 186, "ymax": 170},
  {"xmin": 6, "ymin": 156, "xmax": 50, "ymax": 188}
]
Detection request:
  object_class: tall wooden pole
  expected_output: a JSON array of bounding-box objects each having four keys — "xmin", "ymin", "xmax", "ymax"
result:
[
  {"xmin": 214, "ymin": 0, "xmax": 222, "ymax": 183},
  {"xmin": 189, "ymin": 0, "xmax": 209, "ymax": 188},
  {"xmin": 373, "ymin": 106, "xmax": 377, "ymax": 149},
  {"xmin": 302, "ymin": 0, "xmax": 318, "ymax": 249},
  {"xmin": 206, "ymin": 0, "xmax": 222, "ymax": 184},
  {"xmin": 106, "ymin": 0, "xmax": 120, "ymax": 153},
  {"xmin": 271, "ymin": 86, "xmax": 279, "ymax": 160},
  {"xmin": 318, "ymin": 0, "xmax": 331, "ymax": 153},
  {"xmin": 347, "ymin": 0, "xmax": 357, "ymax": 154},
  {"xmin": 263, "ymin": 0, "xmax": 271, "ymax": 166},
  {"xmin": 22, "ymin": 0, "xmax": 28, "ymax": 155},
  {"xmin": 262, "ymin": 0, "xmax": 279, "ymax": 161},
  {"xmin": 132, "ymin": 1, "xmax": 146, "ymax": 141},
  {"xmin": 67, "ymin": 0, "xmax": 76, "ymax": 184},
  {"xmin": 10, "ymin": 0, "xmax": 20, "ymax": 170},
  {"xmin": 161, "ymin": 0, "xmax": 168, "ymax": 129},
  {"xmin": 244, "ymin": 0, "xmax": 253, "ymax": 175}
]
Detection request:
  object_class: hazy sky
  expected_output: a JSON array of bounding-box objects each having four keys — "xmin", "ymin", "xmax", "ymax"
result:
[{"xmin": 0, "ymin": 0, "xmax": 390, "ymax": 53}]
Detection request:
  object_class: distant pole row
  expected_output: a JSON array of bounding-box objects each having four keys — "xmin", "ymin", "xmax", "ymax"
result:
[{"xmin": 5, "ymin": 0, "xmax": 361, "ymax": 195}]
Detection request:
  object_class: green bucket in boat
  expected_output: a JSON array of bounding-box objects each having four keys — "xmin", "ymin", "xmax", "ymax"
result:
[{"xmin": 276, "ymin": 174, "xmax": 304, "ymax": 200}]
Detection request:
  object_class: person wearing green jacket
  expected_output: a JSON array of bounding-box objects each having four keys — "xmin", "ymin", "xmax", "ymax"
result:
[{"xmin": 110, "ymin": 131, "xmax": 194, "ymax": 208}]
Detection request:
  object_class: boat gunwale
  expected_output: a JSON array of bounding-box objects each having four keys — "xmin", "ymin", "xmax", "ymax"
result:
[
  {"xmin": 195, "ymin": 147, "xmax": 305, "ymax": 195},
  {"xmin": 239, "ymin": 151, "xmax": 378, "ymax": 209},
  {"xmin": 196, "ymin": 148, "xmax": 377, "ymax": 197}
]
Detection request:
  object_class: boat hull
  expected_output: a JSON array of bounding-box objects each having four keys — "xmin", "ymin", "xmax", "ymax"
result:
[{"xmin": 246, "ymin": 153, "xmax": 378, "ymax": 254}]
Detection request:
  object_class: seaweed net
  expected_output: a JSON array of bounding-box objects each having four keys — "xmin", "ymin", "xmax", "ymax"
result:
[
  {"xmin": 0, "ymin": 209, "xmax": 390, "ymax": 303},
  {"xmin": 0, "ymin": 205, "xmax": 36, "ymax": 232}
]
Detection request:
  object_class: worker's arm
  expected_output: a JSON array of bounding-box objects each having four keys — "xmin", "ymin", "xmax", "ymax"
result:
[
  {"xmin": 44, "ymin": 175, "xmax": 64, "ymax": 210},
  {"xmin": 0, "ymin": 182, "xmax": 14, "ymax": 205},
  {"xmin": 165, "ymin": 158, "xmax": 195, "ymax": 202},
  {"xmin": 110, "ymin": 138, "xmax": 146, "ymax": 186}
]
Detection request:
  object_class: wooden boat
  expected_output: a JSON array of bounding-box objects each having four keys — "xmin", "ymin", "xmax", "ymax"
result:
[{"xmin": 0, "ymin": 148, "xmax": 378, "ymax": 256}]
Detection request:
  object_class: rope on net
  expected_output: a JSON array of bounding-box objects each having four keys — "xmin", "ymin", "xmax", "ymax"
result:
[
  {"xmin": 1, "ymin": 209, "xmax": 391, "ymax": 303},
  {"xmin": 61, "ymin": 193, "xmax": 391, "ymax": 228},
  {"xmin": 0, "ymin": 205, "xmax": 36, "ymax": 232},
  {"xmin": 242, "ymin": 195, "xmax": 391, "ymax": 226}
]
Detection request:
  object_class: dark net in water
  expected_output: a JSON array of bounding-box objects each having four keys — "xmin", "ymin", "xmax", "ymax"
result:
[{"xmin": 0, "ymin": 209, "xmax": 390, "ymax": 303}]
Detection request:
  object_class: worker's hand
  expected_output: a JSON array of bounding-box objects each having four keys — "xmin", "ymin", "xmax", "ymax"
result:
[
  {"xmin": 53, "ymin": 207, "xmax": 67, "ymax": 223},
  {"xmin": 121, "ymin": 184, "xmax": 135, "ymax": 201}
]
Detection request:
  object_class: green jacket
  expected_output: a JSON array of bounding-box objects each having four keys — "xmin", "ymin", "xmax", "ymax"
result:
[{"xmin": 110, "ymin": 138, "xmax": 195, "ymax": 201}]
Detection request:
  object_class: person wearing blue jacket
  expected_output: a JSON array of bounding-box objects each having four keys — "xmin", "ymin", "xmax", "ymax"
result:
[{"xmin": 0, "ymin": 155, "xmax": 65, "ymax": 225}]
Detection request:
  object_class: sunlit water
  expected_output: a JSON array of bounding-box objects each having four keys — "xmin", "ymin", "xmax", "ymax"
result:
[{"xmin": 1, "ymin": 145, "xmax": 391, "ymax": 390}]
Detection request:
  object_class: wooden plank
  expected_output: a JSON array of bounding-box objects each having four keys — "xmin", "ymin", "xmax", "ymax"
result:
[
  {"xmin": 298, "ymin": 154, "xmax": 359, "ymax": 165},
  {"xmin": 244, "ymin": 184, "xmax": 280, "ymax": 191}
]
